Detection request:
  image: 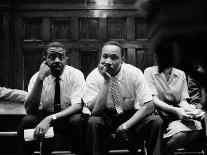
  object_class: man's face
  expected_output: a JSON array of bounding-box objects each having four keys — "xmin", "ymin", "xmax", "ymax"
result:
[
  {"xmin": 100, "ymin": 44, "xmax": 123, "ymax": 76},
  {"xmin": 46, "ymin": 47, "xmax": 67, "ymax": 77}
]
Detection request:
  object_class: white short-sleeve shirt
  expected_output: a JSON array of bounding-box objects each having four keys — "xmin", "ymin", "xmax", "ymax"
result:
[
  {"xmin": 28, "ymin": 65, "xmax": 85, "ymax": 112},
  {"xmin": 83, "ymin": 63, "xmax": 152, "ymax": 110}
]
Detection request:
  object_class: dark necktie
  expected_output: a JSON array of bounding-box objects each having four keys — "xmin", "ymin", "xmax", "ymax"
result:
[{"xmin": 54, "ymin": 76, "xmax": 61, "ymax": 113}]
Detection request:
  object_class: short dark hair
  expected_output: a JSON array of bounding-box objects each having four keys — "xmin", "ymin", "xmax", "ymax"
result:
[
  {"xmin": 43, "ymin": 41, "xmax": 66, "ymax": 56},
  {"xmin": 101, "ymin": 41, "xmax": 124, "ymax": 57}
]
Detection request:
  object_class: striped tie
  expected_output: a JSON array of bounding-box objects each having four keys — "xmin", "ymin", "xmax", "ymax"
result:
[{"xmin": 111, "ymin": 79, "xmax": 123, "ymax": 114}]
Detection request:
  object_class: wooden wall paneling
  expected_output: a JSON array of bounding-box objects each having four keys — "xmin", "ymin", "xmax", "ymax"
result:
[
  {"xmin": 79, "ymin": 17, "xmax": 100, "ymax": 40},
  {"xmin": 42, "ymin": 17, "xmax": 50, "ymax": 41},
  {"xmin": 127, "ymin": 17, "xmax": 135, "ymax": 40},
  {"xmin": 136, "ymin": 49, "xmax": 154, "ymax": 71},
  {"xmin": 23, "ymin": 40, "xmax": 104, "ymax": 50},
  {"xmin": 3, "ymin": 11, "xmax": 10, "ymax": 87},
  {"xmin": 107, "ymin": 17, "xmax": 127, "ymax": 40},
  {"xmin": 17, "ymin": 3, "xmax": 137, "ymax": 11},
  {"xmin": 23, "ymin": 17, "xmax": 43, "ymax": 41},
  {"xmin": 23, "ymin": 50, "xmax": 42, "ymax": 90},
  {"xmin": 80, "ymin": 50, "xmax": 99, "ymax": 78},
  {"xmin": 135, "ymin": 17, "xmax": 147, "ymax": 39},
  {"xmin": 70, "ymin": 17, "xmax": 79, "ymax": 41},
  {"xmin": 12, "ymin": 11, "xmax": 23, "ymax": 89},
  {"xmin": 125, "ymin": 48, "xmax": 136, "ymax": 66},
  {"xmin": 70, "ymin": 49, "xmax": 80, "ymax": 69},
  {"xmin": 0, "ymin": 11, "xmax": 10, "ymax": 87},
  {"xmin": 99, "ymin": 18, "xmax": 107, "ymax": 41},
  {"xmin": 0, "ymin": 12, "xmax": 4, "ymax": 86},
  {"xmin": 21, "ymin": 10, "xmax": 141, "ymax": 19},
  {"xmin": 51, "ymin": 17, "xmax": 71, "ymax": 41}
]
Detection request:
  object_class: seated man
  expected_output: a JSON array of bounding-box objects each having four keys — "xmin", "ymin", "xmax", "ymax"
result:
[
  {"xmin": 17, "ymin": 42, "xmax": 86, "ymax": 155},
  {"xmin": 83, "ymin": 41, "xmax": 163, "ymax": 155}
]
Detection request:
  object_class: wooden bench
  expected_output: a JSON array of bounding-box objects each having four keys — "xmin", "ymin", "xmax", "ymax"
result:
[
  {"xmin": 0, "ymin": 99, "xmax": 26, "ymax": 154},
  {"xmin": 0, "ymin": 99, "xmax": 146, "ymax": 155}
]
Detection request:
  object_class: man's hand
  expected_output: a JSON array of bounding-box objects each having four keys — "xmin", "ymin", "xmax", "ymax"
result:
[
  {"xmin": 37, "ymin": 61, "xmax": 51, "ymax": 81},
  {"xmin": 34, "ymin": 116, "xmax": 52, "ymax": 140},
  {"xmin": 116, "ymin": 123, "xmax": 128, "ymax": 133},
  {"xmin": 98, "ymin": 64, "xmax": 111, "ymax": 81},
  {"xmin": 116, "ymin": 123, "xmax": 129, "ymax": 141}
]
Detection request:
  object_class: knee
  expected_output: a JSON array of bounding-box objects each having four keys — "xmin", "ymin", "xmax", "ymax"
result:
[
  {"xmin": 19, "ymin": 115, "xmax": 39, "ymax": 130},
  {"xmin": 69, "ymin": 114, "xmax": 84, "ymax": 126},
  {"xmin": 150, "ymin": 115, "xmax": 163, "ymax": 129},
  {"xmin": 171, "ymin": 132, "xmax": 188, "ymax": 142},
  {"xmin": 87, "ymin": 116, "xmax": 104, "ymax": 129}
]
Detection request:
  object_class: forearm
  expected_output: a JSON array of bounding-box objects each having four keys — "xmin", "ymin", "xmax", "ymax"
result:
[
  {"xmin": 124, "ymin": 101, "xmax": 154, "ymax": 129},
  {"xmin": 50, "ymin": 103, "xmax": 82, "ymax": 120},
  {"xmin": 153, "ymin": 96, "xmax": 177, "ymax": 115},
  {"xmin": 91, "ymin": 81, "xmax": 110, "ymax": 115},
  {"xmin": 24, "ymin": 78, "xmax": 43, "ymax": 114}
]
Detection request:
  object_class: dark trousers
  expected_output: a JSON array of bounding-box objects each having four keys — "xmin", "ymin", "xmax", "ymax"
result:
[
  {"xmin": 17, "ymin": 111, "xmax": 85, "ymax": 155},
  {"xmin": 85, "ymin": 110, "xmax": 163, "ymax": 155}
]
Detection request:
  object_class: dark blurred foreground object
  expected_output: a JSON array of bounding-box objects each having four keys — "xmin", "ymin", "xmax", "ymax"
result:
[
  {"xmin": 136, "ymin": 0, "xmax": 207, "ymax": 90},
  {"xmin": 136, "ymin": 0, "xmax": 207, "ymax": 153}
]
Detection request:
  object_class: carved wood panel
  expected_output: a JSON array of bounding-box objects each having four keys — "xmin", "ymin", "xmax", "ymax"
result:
[
  {"xmin": 23, "ymin": 18, "xmax": 43, "ymax": 41},
  {"xmin": 0, "ymin": 13, "xmax": 4, "ymax": 86},
  {"xmin": 23, "ymin": 50, "xmax": 42, "ymax": 90},
  {"xmin": 8, "ymin": 2, "xmax": 150, "ymax": 89},
  {"xmin": 107, "ymin": 18, "xmax": 127, "ymax": 40},
  {"xmin": 80, "ymin": 18, "xmax": 100, "ymax": 40},
  {"xmin": 51, "ymin": 18, "xmax": 71, "ymax": 40},
  {"xmin": 135, "ymin": 18, "xmax": 147, "ymax": 39},
  {"xmin": 80, "ymin": 50, "xmax": 99, "ymax": 78}
]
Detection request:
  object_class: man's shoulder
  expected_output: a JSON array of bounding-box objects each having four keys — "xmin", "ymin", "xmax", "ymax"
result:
[
  {"xmin": 30, "ymin": 72, "xmax": 39, "ymax": 81},
  {"xmin": 64, "ymin": 65, "xmax": 84, "ymax": 75},
  {"xmin": 122, "ymin": 63, "xmax": 142, "ymax": 73},
  {"xmin": 86, "ymin": 67, "xmax": 100, "ymax": 80}
]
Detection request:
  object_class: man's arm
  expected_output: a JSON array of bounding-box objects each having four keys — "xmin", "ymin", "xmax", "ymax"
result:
[
  {"xmin": 88, "ymin": 64, "xmax": 112, "ymax": 116},
  {"xmin": 24, "ymin": 62, "xmax": 51, "ymax": 114},
  {"xmin": 91, "ymin": 80, "xmax": 111, "ymax": 115},
  {"xmin": 119, "ymin": 100, "xmax": 154, "ymax": 131},
  {"xmin": 42, "ymin": 102, "xmax": 82, "ymax": 124}
]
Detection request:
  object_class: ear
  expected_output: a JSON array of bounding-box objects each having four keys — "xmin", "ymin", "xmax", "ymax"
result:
[
  {"xmin": 65, "ymin": 57, "xmax": 69, "ymax": 64},
  {"xmin": 121, "ymin": 57, "xmax": 125, "ymax": 63}
]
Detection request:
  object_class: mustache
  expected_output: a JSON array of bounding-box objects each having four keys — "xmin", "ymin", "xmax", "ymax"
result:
[
  {"xmin": 103, "ymin": 64, "xmax": 113, "ymax": 70},
  {"xmin": 52, "ymin": 63, "xmax": 63, "ymax": 68}
]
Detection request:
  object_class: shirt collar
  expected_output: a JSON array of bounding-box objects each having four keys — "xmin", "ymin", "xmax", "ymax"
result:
[
  {"xmin": 155, "ymin": 66, "xmax": 178, "ymax": 77},
  {"xmin": 49, "ymin": 71, "xmax": 64, "ymax": 82},
  {"xmin": 112, "ymin": 63, "xmax": 124, "ymax": 82}
]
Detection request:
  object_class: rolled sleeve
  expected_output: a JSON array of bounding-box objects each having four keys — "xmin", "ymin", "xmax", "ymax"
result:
[
  {"xmin": 83, "ymin": 69, "xmax": 101, "ymax": 107},
  {"xmin": 181, "ymin": 73, "xmax": 190, "ymax": 101},
  {"xmin": 28, "ymin": 73, "xmax": 38, "ymax": 93},
  {"xmin": 70, "ymin": 71, "xmax": 86, "ymax": 105},
  {"xmin": 134, "ymin": 70, "xmax": 153, "ymax": 109},
  {"xmin": 144, "ymin": 68, "xmax": 158, "ymax": 96}
]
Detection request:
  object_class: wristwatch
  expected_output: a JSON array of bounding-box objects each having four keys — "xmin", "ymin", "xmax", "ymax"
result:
[
  {"xmin": 122, "ymin": 124, "xmax": 128, "ymax": 131},
  {"xmin": 52, "ymin": 115, "xmax": 57, "ymax": 121}
]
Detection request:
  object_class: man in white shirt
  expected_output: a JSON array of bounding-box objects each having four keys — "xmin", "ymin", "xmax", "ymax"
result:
[
  {"xmin": 83, "ymin": 41, "xmax": 163, "ymax": 155},
  {"xmin": 17, "ymin": 42, "xmax": 86, "ymax": 155}
]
